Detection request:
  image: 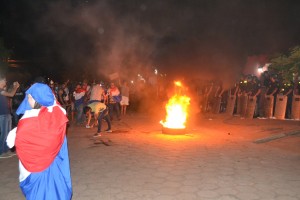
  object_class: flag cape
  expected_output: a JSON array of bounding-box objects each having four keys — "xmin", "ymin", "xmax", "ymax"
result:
[
  {"xmin": 13, "ymin": 83, "xmax": 72, "ymax": 199},
  {"xmin": 16, "ymin": 105, "xmax": 72, "ymax": 200},
  {"xmin": 15, "ymin": 106, "xmax": 68, "ymax": 172},
  {"xmin": 20, "ymin": 137, "xmax": 72, "ymax": 200}
]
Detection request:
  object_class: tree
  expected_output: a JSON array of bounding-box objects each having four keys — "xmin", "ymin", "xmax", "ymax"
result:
[{"xmin": 269, "ymin": 46, "xmax": 300, "ymax": 82}]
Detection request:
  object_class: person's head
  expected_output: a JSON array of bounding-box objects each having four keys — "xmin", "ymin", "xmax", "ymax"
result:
[
  {"xmin": 246, "ymin": 75, "xmax": 253, "ymax": 82},
  {"xmin": 58, "ymin": 88, "xmax": 64, "ymax": 95},
  {"xmin": 252, "ymin": 76, "xmax": 259, "ymax": 83},
  {"xmin": 49, "ymin": 80, "xmax": 54, "ymax": 89},
  {"xmin": 76, "ymin": 83, "xmax": 81, "ymax": 89},
  {"xmin": 270, "ymin": 76, "xmax": 276, "ymax": 82},
  {"xmin": 16, "ymin": 83, "xmax": 55, "ymax": 115},
  {"xmin": 82, "ymin": 79, "xmax": 88, "ymax": 89},
  {"xmin": 0, "ymin": 73, "xmax": 7, "ymax": 89},
  {"xmin": 110, "ymin": 82, "xmax": 115, "ymax": 88},
  {"xmin": 83, "ymin": 106, "xmax": 91, "ymax": 115},
  {"xmin": 27, "ymin": 94, "xmax": 42, "ymax": 109},
  {"xmin": 34, "ymin": 76, "xmax": 46, "ymax": 84}
]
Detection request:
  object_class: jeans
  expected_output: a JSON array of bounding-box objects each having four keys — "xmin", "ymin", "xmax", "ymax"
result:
[
  {"xmin": 108, "ymin": 103, "xmax": 120, "ymax": 120},
  {"xmin": 0, "ymin": 114, "xmax": 12, "ymax": 155},
  {"xmin": 97, "ymin": 109, "xmax": 111, "ymax": 133},
  {"xmin": 75, "ymin": 104, "xmax": 84, "ymax": 124}
]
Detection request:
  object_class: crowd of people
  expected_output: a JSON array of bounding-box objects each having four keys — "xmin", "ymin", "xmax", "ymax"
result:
[
  {"xmin": 2, "ymin": 72, "xmax": 300, "ymax": 158},
  {"xmin": 1, "ymin": 75, "xmax": 132, "ymax": 157},
  {"xmin": 0, "ymin": 72, "xmax": 133, "ymax": 199},
  {"xmin": 1, "ymin": 69, "xmax": 299, "ymax": 199},
  {"xmin": 1, "ymin": 73, "xmax": 73, "ymax": 199},
  {"xmin": 198, "ymin": 71, "xmax": 300, "ymax": 120},
  {"xmin": 1, "ymin": 72, "xmax": 300, "ymax": 158}
]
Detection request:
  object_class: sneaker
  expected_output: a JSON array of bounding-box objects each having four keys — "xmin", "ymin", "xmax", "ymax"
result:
[
  {"xmin": 86, "ymin": 125, "xmax": 91, "ymax": 128},
  {"xmin": 93, "ymin": 133, "xmax": 102, "ymax": 137},
  {"xmin": 105, "ymin": 129, "xmax": 112, "ymax": 133}
]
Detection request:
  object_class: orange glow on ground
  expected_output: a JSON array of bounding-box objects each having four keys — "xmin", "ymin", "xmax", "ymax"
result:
[{"xmin": 156, "ymin": 132, "xmax": 196, "ymax": 141}]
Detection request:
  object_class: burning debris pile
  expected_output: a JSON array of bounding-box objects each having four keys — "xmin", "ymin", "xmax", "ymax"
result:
[{"xmin": 160, "ymin": 81, "xmax": 190, "ymax": 134}]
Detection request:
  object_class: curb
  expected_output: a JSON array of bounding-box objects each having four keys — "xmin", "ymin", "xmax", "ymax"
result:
[{"xmin": 253, "ymin": 130, "xmax": 300, "ymax": 144}]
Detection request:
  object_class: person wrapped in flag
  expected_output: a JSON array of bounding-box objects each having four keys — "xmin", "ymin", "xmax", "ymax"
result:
[{"xmin": 6, "ymin": 83, "xmax": 72, "ymax": 200}]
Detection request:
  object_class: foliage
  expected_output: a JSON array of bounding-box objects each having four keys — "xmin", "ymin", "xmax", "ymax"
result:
[{"xmin": 269, "ymin": 46, "xmax": 300, "ymax": 82}]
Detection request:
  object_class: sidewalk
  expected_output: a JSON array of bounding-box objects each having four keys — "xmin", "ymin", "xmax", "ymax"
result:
[{"xmin": 0, "ymin": 113, "xmax": 300, "ymax": 200}]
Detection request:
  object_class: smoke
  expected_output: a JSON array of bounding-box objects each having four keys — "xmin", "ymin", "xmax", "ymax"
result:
[
  {"xmin": 35, "ymin": 1, "xmax": 159, "ymax": 81},
  {"xmin": 32, "ymin": 1, "xmax": 246, "ymax": 85},
  {"xmin": 17, "ymin": 0, "xmax": 299, "ymax": 87}
]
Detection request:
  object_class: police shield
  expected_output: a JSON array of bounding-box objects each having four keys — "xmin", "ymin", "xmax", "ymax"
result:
[
  {"xmin": 226, "ymin": 95, "xmax": 236, "ymax": 115},
  {"xmin": 264, "ymin": 95, "xmax": 274, "ymax": 118},
  {"xmin": 291, "ymin": 95, "xmax": 300, "ymax": 120},
  {"xmin": 245, "ymin": 96, "xmax": 256, "ymax": 119},
  {"xmin": 202, "ymin": 94, "xmax": 209, "ymax": 112},
  {"xmin": 212, "ymin": 97, "xmax": 222, "ymax": 114},
  {"xmin": 274, "ymin": 95, "xmax": 287, "ymax": 120},
  {"xmin": 236, "ymin": 95, "xmax": 242, "ymax": 115},
  {"xmin": 240, "ymin": 94, "xmax": 248, "ymax": 117}
]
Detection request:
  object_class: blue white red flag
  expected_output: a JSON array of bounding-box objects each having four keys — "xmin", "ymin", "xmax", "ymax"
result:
[
  {"xmin": 7, "ymin": 83, "xmax": 72, "ymax": 200},
  {"xmin": 16, "ymin": 105, "xmax": 72, "ymax": 200}
]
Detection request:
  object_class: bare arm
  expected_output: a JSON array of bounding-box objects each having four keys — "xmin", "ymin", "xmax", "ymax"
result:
[
  {"xmin": 234, "ymin": 85, "xmax": 239, "ymax": 96},
  {"xmin": 64, "ymin": 79, "xmax": 70, "ymax": 85},
  {"xmin": 93, "ymin": 113, "xmax": 99, "ymax": 122},
  {"xmin": 254, "ymin": 88, "xmax": 261, "ymax": 97},
  {"xmin": 206, "ymin": 85, "xmax": 212, "ymax": 96},
  {"xmin": 218, "ymin": 89, "xmax": 225, "ymax": 97},
  {"xmin": 214, "ymin": 86, "xmax": 220, "ymax": 97},
  {"xmin": 86, "ymin": 112, "xmax": 92, "ymax": 126},
  {"xmin": 270, "ymin": 88, "xmax": 278, "ymax": 96},
  {"xmin": 285, "ymin": 88, "xmax": 293, "ymax": 96},
  {"xmin": 1, "ymin": 82, "xmax": 20, "ymax": 97}
]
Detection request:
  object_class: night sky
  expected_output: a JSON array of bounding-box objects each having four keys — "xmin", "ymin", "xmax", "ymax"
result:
[{"xmin": 1, "ymin": 0, "xmax": 300, "ymax": 84}]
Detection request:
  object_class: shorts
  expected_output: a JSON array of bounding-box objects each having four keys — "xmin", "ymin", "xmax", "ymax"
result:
[{"xmin": 120, "ymin": 96, "xmax": 129, "ymax": 106}]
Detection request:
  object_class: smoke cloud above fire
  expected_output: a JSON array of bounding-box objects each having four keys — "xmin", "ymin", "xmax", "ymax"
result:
[
  {"xmin": 17, "ymin": 0, "xmax": 300, "ymax": 88},
  {"xmin": 30, "ymin": 1, "xmax": 241, "ymax": 85}
]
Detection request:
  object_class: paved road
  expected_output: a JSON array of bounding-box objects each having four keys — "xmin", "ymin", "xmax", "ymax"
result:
[{"xmin": 1, "ymin": 113, "xmax": 300, "ymax": 200}]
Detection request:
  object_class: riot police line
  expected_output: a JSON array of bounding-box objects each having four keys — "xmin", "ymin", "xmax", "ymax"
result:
[{"xmin": 200, "ymin": 72, "xmax": 300, "ymax": 120}]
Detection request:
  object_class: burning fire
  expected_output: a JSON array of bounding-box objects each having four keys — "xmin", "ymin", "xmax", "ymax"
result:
[{"xmin": 160, "ymin": 81, "xmax": 190, "ymax": 129}]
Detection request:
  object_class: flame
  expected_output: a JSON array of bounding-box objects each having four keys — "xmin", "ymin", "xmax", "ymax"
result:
[
  {"xmin": 160, "ymin": 81, "xmax": 190, "ymax": 129},
  {"xmin": 174, "ymin": 81, "xmax": 182, "ymax": 87}
]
